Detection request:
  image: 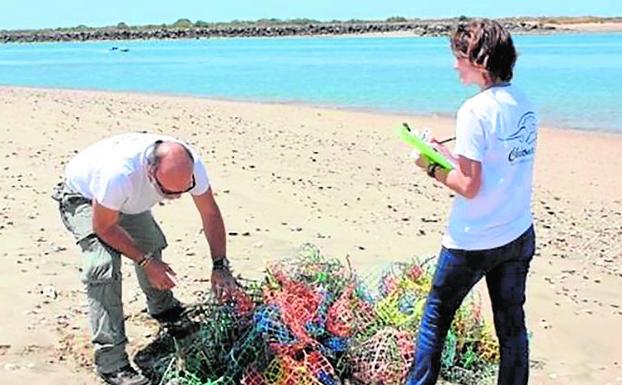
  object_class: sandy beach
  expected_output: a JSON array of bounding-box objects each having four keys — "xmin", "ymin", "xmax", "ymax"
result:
[
  {"xmin": 0, "ymin": 86, "xmax": 620, "ymax": 384},
  {"xmin": 560, "ymin": 21, "xmax": 622, "ymax": 33}
]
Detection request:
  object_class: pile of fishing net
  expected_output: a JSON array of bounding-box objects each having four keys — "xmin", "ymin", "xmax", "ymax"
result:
[{"xmin": 134, "ymin": 243, "xmax": 499, "ymax": 385}]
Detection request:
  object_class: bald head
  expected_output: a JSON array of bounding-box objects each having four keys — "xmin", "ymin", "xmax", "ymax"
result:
[{"xmin": 152, "ymin": 141, "xmax": 195, "ymax": 196}]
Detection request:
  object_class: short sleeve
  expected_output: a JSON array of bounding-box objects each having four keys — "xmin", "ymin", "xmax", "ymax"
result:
[
  {"xmin": 90, "ymin": 171, "xmax": 130, "ymax": 211},
  {"xmin": 453, "ymin": 105, "xmax": 486, "ymax": 162},
  {"xmin": 190, "ymin": 155, "xmax": 210, "ymax": 196}
]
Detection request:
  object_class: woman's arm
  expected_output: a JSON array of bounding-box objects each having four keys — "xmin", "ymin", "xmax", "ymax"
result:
[{"xmin": 417, "ymin": 155, "xmax": 482, "ymax": 199}]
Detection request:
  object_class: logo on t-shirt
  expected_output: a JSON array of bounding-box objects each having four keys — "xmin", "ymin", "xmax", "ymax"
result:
[{"xmin": 499, "ymin": 111, "xmax": 537, "ymax": 164}]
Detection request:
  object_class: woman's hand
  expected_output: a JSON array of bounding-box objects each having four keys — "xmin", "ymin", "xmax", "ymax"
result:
[
  {"xmin": 415, "ymin": 153, "xmax": 432, "ymax": 170},
  {"xmin": 431, "ymin": 139, "xmax": 456, "ymax": 163}
]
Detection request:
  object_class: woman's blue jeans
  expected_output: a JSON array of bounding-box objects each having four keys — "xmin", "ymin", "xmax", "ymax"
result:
[{"xmin": 406, "ymin": 226, "xmax": 535, "ymax": 385}]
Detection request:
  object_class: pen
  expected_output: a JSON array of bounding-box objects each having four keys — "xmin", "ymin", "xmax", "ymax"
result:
[{"xmin": 437, "ymin": 137, "xmax": 456, "ymax": 145}]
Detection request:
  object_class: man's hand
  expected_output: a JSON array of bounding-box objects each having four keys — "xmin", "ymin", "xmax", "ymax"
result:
[
  {"xmin": 144, "ymin": 260, "xmax": 177, "ymax": 290},
  {"xmin": 211, "ymin": 268, "xmax": 240, "ymax": 302}
]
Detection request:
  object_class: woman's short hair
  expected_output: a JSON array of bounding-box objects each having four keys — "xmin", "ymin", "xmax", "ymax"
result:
[{"xmin": 450, "ymin": 19, "xmax": 517, "ymax": 82}]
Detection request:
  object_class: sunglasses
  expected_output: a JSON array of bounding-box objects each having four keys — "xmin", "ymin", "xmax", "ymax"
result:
[{"xmin": 153, "ymin": 172, "xmax": 196, "ymax": 196}]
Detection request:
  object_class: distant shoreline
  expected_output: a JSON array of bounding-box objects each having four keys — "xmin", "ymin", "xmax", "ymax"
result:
[
  {"xmin": 2, "ymin": 17, "xmax": 621, "ymax": 44},
  {"xmin": 3, "ymin": 85, "xmax": 620, "ymax": 135},
  {"xmin": 559, "ymin": 21, "xmax": 622, "ymax": 32}
]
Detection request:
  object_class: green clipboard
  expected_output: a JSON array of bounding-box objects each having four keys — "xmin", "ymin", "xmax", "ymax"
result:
[{"xmin": 397, "ymin": 123, "xmax": 455, "ymax": 170}]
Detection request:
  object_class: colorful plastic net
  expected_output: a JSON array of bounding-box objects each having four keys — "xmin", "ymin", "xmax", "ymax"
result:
[{"xmin": 134, "ymin": 243, "xmax": 499, "ymax": 385}]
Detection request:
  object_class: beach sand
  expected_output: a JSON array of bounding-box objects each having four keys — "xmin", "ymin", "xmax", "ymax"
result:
[
  {"xmin": 559, "ymin": 21, "xmax": 622, "ymax": 33},
  {"xmin": 0, "ymin": 87, "xmax": 620, "ymax": 384}
]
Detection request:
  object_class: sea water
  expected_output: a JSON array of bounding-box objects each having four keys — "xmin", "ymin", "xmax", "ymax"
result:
[{"xmin": 1, "ymin": 32, "xmax": 620, "ymax": 132}]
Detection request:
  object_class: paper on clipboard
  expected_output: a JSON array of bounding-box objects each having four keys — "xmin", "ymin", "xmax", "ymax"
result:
[{"xmin": 397, "ymin": 123, "xmax": 455, "ymax": 170}]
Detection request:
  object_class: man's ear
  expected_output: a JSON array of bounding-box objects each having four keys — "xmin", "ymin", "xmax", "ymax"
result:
[
  {"xmin": 146, "ymin": 164, "xmax": 158, "ymax": 183},
  {"xmin": 145, "ymin": 139, "xmax": 164, "ymax": 166}
]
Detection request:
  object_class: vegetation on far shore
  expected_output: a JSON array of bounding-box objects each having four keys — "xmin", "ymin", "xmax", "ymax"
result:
[{"xmin": 2, "ymin": 15, "xmax": 620, "ymax": 33}]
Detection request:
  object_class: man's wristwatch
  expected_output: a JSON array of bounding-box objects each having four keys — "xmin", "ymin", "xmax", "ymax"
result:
[
  {"xmin": 212, "ymin": 257, "xmax": 230, "ymax": 271},
  {"xmin": 137, "ymin": 252, "xmax": 154, "ymax": 268},
  {"xmin": 426, "ymin": 162, "xmax": 439, "ymax": 178}
]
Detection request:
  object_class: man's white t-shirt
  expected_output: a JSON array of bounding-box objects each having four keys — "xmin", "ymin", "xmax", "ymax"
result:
[
  {"xmin": 442, "ymin": 84, "xmax": 537, "ymax": 250},
  {"xmin": 64, "ymin": 133, "xmax": 210, "ymax": 214}
]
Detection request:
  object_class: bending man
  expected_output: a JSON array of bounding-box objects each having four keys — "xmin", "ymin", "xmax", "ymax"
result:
[{"xmin": 53, "ymin": 133, "xmax": 238, "ymax": 385}]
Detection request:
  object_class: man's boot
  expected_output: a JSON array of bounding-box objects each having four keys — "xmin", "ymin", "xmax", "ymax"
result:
[
  {"xmin": 98, "ymin": 365, "xmax": 151, "ymax": 385},
  {"xmin": 152, "ymin": 305, "xmax": 200, "ymax": 339}
]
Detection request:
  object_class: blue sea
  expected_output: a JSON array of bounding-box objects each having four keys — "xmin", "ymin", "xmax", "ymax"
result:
[{"xmin": 1, "ymin": 33, "xmax": 621, "ymax": 132}]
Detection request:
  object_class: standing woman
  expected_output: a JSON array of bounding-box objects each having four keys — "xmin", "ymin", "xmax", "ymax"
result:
[{"xmin": 406, "ymin": 19, "xmax": 538, "ymax": 385}]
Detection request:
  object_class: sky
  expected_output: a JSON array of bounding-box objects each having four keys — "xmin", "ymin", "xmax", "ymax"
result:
[{"xmin": 2, "ymin": 0, "xmax": 621, "ymax": 30}]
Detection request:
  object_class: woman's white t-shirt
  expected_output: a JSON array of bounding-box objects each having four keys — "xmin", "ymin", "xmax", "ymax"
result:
[
  {"xmin": 442, "ymin": 84, "xmax": 537, "ymax": 250},
  {"xmin": 64, "ymin": 133, "xmax": 210, "ymax": 214}
]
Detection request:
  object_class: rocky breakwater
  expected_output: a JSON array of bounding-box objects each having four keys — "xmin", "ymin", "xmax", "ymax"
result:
[{"xmin": 0, "ymin": 20, "xmax": 556, "ymax": 43}]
